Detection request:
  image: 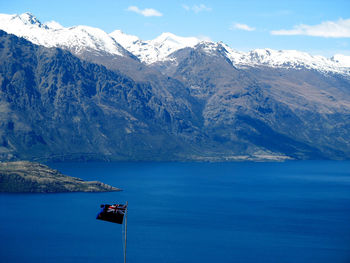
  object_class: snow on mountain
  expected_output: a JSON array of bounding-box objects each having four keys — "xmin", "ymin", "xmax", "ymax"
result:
[
  {"xmin": 331, "ymin": 54, "xmax": 350, "ymax": 67},
  {"xmin": 212, "ymin": 42, "xmax": 350, "ymax": 76},
  {"xmin": 0, "ymin": 12, "xmax": 349, "ymax": 76},
  {"xmin": 0, "ymin": 12, "xmax": 124, "ymax": 56},
  {"xmin": 44, "ymin": 21, "xmax": 64, "ymax": 30},
  {"xmin": 110, "ymin": 31, "xmax": 201, "ymax": 64},
  {"xmin": 109, "ymin": 30, "xmax": 140, "ymax": 49}
]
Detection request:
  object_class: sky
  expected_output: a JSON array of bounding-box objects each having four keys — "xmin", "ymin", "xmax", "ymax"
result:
[{"xmin": 1, "ymin": 0, "xmax": 349, "ymax": 57}]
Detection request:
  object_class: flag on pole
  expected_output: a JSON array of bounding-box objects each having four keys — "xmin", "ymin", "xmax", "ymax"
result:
[{"xmin": 96, "ymin": 204, "xmax": 127, "ymax": 224}]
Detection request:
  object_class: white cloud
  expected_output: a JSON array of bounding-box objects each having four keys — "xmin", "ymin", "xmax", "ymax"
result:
[
  {"xmin": 231, "ymin": 23, "xmax": 255, "ymax": 31},
  {"xmin": 271, "ymin": 18, "xmax": 350, "ymax": 38},
  {"xmin": 127, "ymin": 6, "xmax": 163, "ymax": 17},
  {"xmin": 182, "ymin": 4, "xmax": 212, "ymax": 13}
]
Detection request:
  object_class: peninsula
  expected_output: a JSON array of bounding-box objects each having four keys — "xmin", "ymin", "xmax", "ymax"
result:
[{"xmin": 0, "ymin": 161, "xmax": 120, "ymax": 193}]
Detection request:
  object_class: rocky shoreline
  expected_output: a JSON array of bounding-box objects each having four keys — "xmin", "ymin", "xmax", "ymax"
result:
[{"xmin": 0, "ymin": 161, "xmax": 120, "ymax": 193}]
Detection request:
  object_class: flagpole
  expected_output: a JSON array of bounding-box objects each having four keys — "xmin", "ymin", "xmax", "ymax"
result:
[{"xmin": 124, "ymin": 201, "xmax": 128, "ymax": 263}]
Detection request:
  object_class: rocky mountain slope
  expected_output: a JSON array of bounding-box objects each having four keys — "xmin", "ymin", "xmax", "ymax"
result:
[
  {"xmin": 0, "ymin": 30, "xmax": 203, "ymax": 161},
  {"xmin": 0, "ymin": 161, "xmax": 119, "ymax": 192},
  {"xmin": 153, "ymin": 43, "xmax": 350, "ymax": 159},
  {"xmin": 0, "ymin": 13, "xmax": 350, "ymax": 161}
]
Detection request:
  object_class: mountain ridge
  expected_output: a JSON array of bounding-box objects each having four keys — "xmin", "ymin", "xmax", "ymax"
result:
[
  {"xmin": 1, "ymin": 14, "xmax": 350, "ymax": 161},
  {"xmin": 0, "ymin": 30, "xmax": 207, "ymax": 161},
  {"xmin": 0, "ymin": 12, "xmax": 349, "ymax": 76}
]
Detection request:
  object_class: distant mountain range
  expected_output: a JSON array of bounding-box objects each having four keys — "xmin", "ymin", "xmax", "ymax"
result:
[
  {"xmin": 0, "ymin": 12, "xmax": 350, "ymax": 161},
  {"xmin": 1, "ymin": 13, "xmax": 349, "ymax": 74}
]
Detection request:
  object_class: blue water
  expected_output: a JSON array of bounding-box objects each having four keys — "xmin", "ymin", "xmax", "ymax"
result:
[{"xmin": 1, "ymin": 161, "xmax": 350, "ymax": 263}]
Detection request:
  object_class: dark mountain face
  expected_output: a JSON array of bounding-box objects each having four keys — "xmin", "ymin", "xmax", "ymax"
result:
[
  {"xmin": 152, "ymin": 43, "xmax": 350, "ymax": 159},
  {"xmin": 0, "ymin": 30, "xmax": 204, "ymax": 161},
  {"xmin": 1, "ymin": 30, "xmax": 350, "ymax": 161}
]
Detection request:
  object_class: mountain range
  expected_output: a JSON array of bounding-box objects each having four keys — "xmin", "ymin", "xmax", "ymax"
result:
[{"xmin": 0, "ymin": 12, "xmax": 350, "ymax": 161}]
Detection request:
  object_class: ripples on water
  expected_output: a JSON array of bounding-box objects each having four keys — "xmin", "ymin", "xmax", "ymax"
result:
[{"xmin": 1, "ymin": 161, "xmax": 350, "ymax": 263}]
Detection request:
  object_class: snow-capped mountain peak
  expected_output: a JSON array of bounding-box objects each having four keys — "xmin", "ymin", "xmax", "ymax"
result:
[
  {"xmin": 242, "ymin": 48, "xmax": 350, "ymax": 74},
  {"xmin": 0, "ymin": 12, "xmax": 349, "ymax": 75},
  {"xmin": 152, "ymin": 32, "xmax": 199, "ymax": 46},
  {"xmin": 0, "ymin": 12, "xmax": 47, "ymax": 30},
  {"xmin": 0, "ymin": 13, "xmax": 124, "ymax": 57},
  {"xmin": 209, "ymin": 44, "xmax": 350, "ymax": 75},
  {"xmin": 16, "ymin": 12, "xmax": 44, "ymax": 27},
  {"xmin": 110, "ymin": 31, "xmax": 201, "ymax": 64},
  {"xmin": 331, "ymin": 54, "xmax": 350, "ymax": 67},
  {"xmin": 44, "ymin": 21, "xmax": 64, "ymax": 30},
  {"xmin": 109, "ymin": 29, "xmax": 140, "ymax": 48},
  {"xmin": 195, "ymin": 41, "xmax": 233, "ymax": 55}
]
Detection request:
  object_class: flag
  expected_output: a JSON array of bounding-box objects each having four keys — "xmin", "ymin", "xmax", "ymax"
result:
[{"xmin": 96, "ymin": 204, "xmax": 127, "ymax": 224}]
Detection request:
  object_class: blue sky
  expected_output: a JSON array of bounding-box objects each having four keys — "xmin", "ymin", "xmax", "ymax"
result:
[{"xmin": 1, "ymin": 0, "xmax": 349, "ymax": 57}]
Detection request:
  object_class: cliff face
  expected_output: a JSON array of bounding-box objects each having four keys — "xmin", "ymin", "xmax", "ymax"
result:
[
  {"xmin": 1, "ymin": 30, "xmax": 350, "ymax": 161},
  {"xmin": 151, "ymin": 44, "xmax": 350, "ymax": 160},
  {"xmin": 0, "ymin": 161, "xmax": 119, "ymax": 193},
  {"xmin": 0, "ymin": 30, "xmax": 201, "ymax": 162}
]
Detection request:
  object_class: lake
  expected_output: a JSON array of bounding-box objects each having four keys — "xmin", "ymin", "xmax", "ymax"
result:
[{"xmin": 1, "ymin": 161, "xmax": 350, "ymax": 263}]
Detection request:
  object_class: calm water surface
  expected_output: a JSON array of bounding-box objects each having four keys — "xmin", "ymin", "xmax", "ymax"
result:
[{"xmin": 1, "ymin": 161, "xmax": 350, "ymax": 263}]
